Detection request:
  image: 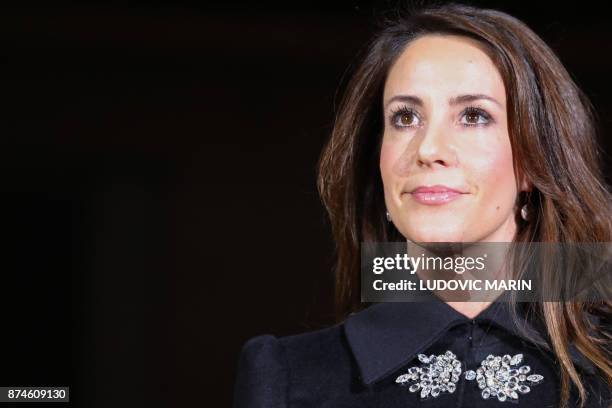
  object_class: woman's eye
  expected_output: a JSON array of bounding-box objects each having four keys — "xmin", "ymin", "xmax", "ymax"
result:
[
  {"xmin": 460, "ymin": 108, "xmax": 490, "ymax": 127},
  {"xmin": 389, "ymin": 106, "xmax": 491, "ymax": 129},
  {"xmin": 391, "ymin": 109, "xmax": 420, "ymax": 128}
]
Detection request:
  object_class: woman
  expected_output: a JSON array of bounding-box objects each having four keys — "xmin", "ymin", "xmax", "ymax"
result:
[{"xmin": 233, "ymin": 3, "xmax": 611, "ymax": 407}]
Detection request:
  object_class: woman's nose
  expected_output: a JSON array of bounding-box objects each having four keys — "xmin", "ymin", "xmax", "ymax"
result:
[{"xmin": 415, "ymin": 120, "xmax": 455, "ymax": 168}]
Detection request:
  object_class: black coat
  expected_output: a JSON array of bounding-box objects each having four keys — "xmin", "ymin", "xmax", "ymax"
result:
[{"xmin": 233, "ymin": 299, "xmax": 611, "ymax": 407}]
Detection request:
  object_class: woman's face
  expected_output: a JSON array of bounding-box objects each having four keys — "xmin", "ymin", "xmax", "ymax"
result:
[{"xmin": 380, "ymin": 34, "xmax": 525, "ymax": 243}]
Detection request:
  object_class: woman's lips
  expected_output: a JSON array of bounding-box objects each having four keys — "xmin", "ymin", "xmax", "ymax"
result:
[{"xmin": 407, "ymin": 185, "xmax": 467, "ymax": 206}]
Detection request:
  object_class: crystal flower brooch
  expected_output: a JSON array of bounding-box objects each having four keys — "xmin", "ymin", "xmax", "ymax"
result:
[
  {"xmin": 395, "ymin": 351, "xmax": 544, "ymax": 402},
  {"xmin": 464, "ymin": 353, "xmax": 544, "ymax": 402},
  {"xmin": 395, "ymin": 351, "xmax": 462, "ymax": 399}
]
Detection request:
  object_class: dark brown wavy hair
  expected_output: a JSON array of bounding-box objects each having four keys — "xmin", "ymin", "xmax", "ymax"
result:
[{"xmin": 316, "ymin": 3, "xmax": 612, "ymax": 407}]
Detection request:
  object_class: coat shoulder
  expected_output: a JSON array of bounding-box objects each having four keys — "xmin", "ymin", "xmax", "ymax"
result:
[
  {"xmin": 233, "ymin": 334, "xmax": 288, "ymax": 408},
  {"xmin": 279, "ymin": 323, "xmax": 347, "ymax": 359},
  {"xmin": 239, "ymin": 323, "xmax": 350, "ymax": 373},
  {"xmin": 233, "ymin": 323, "xmax": 356, "ymax": 408}
]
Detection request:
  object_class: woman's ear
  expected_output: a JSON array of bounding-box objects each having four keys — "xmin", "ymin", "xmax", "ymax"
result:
[
  {"xmin": 520, "ymin": 179, "xmax": 532, "ymax": 192},
  {"xmin": 519, "ymin": 172, "xmax": 532, "ymax": 192}
]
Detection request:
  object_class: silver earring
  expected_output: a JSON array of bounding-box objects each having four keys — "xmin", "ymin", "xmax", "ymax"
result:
[
  {"xmin": 386, "ymin": 210, "xmax": 392, "ymax": 222},
  {"xmin": 520, "ymin": 204, "xmax": 528, "ymax": 221}
]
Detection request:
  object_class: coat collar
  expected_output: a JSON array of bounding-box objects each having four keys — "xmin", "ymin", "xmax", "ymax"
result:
[{"xmin": 343, "ymin": 296, "xmax": 596, "ymax": 386}]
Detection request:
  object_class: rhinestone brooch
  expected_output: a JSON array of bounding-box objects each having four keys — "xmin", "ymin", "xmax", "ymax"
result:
[
  {"xmin": 395, "ymin": 350, "xmax": 462, "ymax": 399},
  {"xmin": 464, "ymin": 353, "xmax": 544, "ymax": 402}
]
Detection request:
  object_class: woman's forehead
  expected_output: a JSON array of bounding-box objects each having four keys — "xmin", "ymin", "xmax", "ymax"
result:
[{"xmin": 383, "ymin": 35, "xmax": 506, "ymax": 107}]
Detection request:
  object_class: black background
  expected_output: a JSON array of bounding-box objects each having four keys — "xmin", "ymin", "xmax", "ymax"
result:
[{"xmin": 0, "ymin": 1, "xmax": 610, "ymax": 407}]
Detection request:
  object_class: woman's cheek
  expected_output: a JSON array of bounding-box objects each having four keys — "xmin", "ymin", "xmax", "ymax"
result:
[
  {"xmin": 381, "ymin": 135, "xmax": 415, "ymax": 178},
  {"xmin": 379, "ymin": 139, "xmax": 399, "ymax": 181},
  {"xmin": 472, "ymin": 148, "xmax": 516, "ymax": 204}
]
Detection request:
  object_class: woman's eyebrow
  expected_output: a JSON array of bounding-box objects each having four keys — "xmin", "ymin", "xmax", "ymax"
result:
[{"xmin": 384, "ymin": 93, "xmax": 503, "ymax": 109}]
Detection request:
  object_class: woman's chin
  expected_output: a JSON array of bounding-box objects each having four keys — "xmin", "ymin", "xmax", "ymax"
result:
[{"xmin": 402, "ymin": 225, "xmax": 468, "ymax": 243}]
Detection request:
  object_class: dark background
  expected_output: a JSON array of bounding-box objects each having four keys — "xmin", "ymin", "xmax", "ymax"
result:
[{"xmin": 0, "ymin": 1, "xmax": 610, "ymax": 407}]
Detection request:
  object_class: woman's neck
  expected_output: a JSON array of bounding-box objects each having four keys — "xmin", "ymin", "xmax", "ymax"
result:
[{"xmin": 445, "ymin": 301, "xmax": 492, "ymax": 319}]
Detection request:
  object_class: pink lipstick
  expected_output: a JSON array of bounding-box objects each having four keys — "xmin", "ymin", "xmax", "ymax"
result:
[{"xmin": 409, "ymin": 185, "xmax": 466, "ymax": 205}]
